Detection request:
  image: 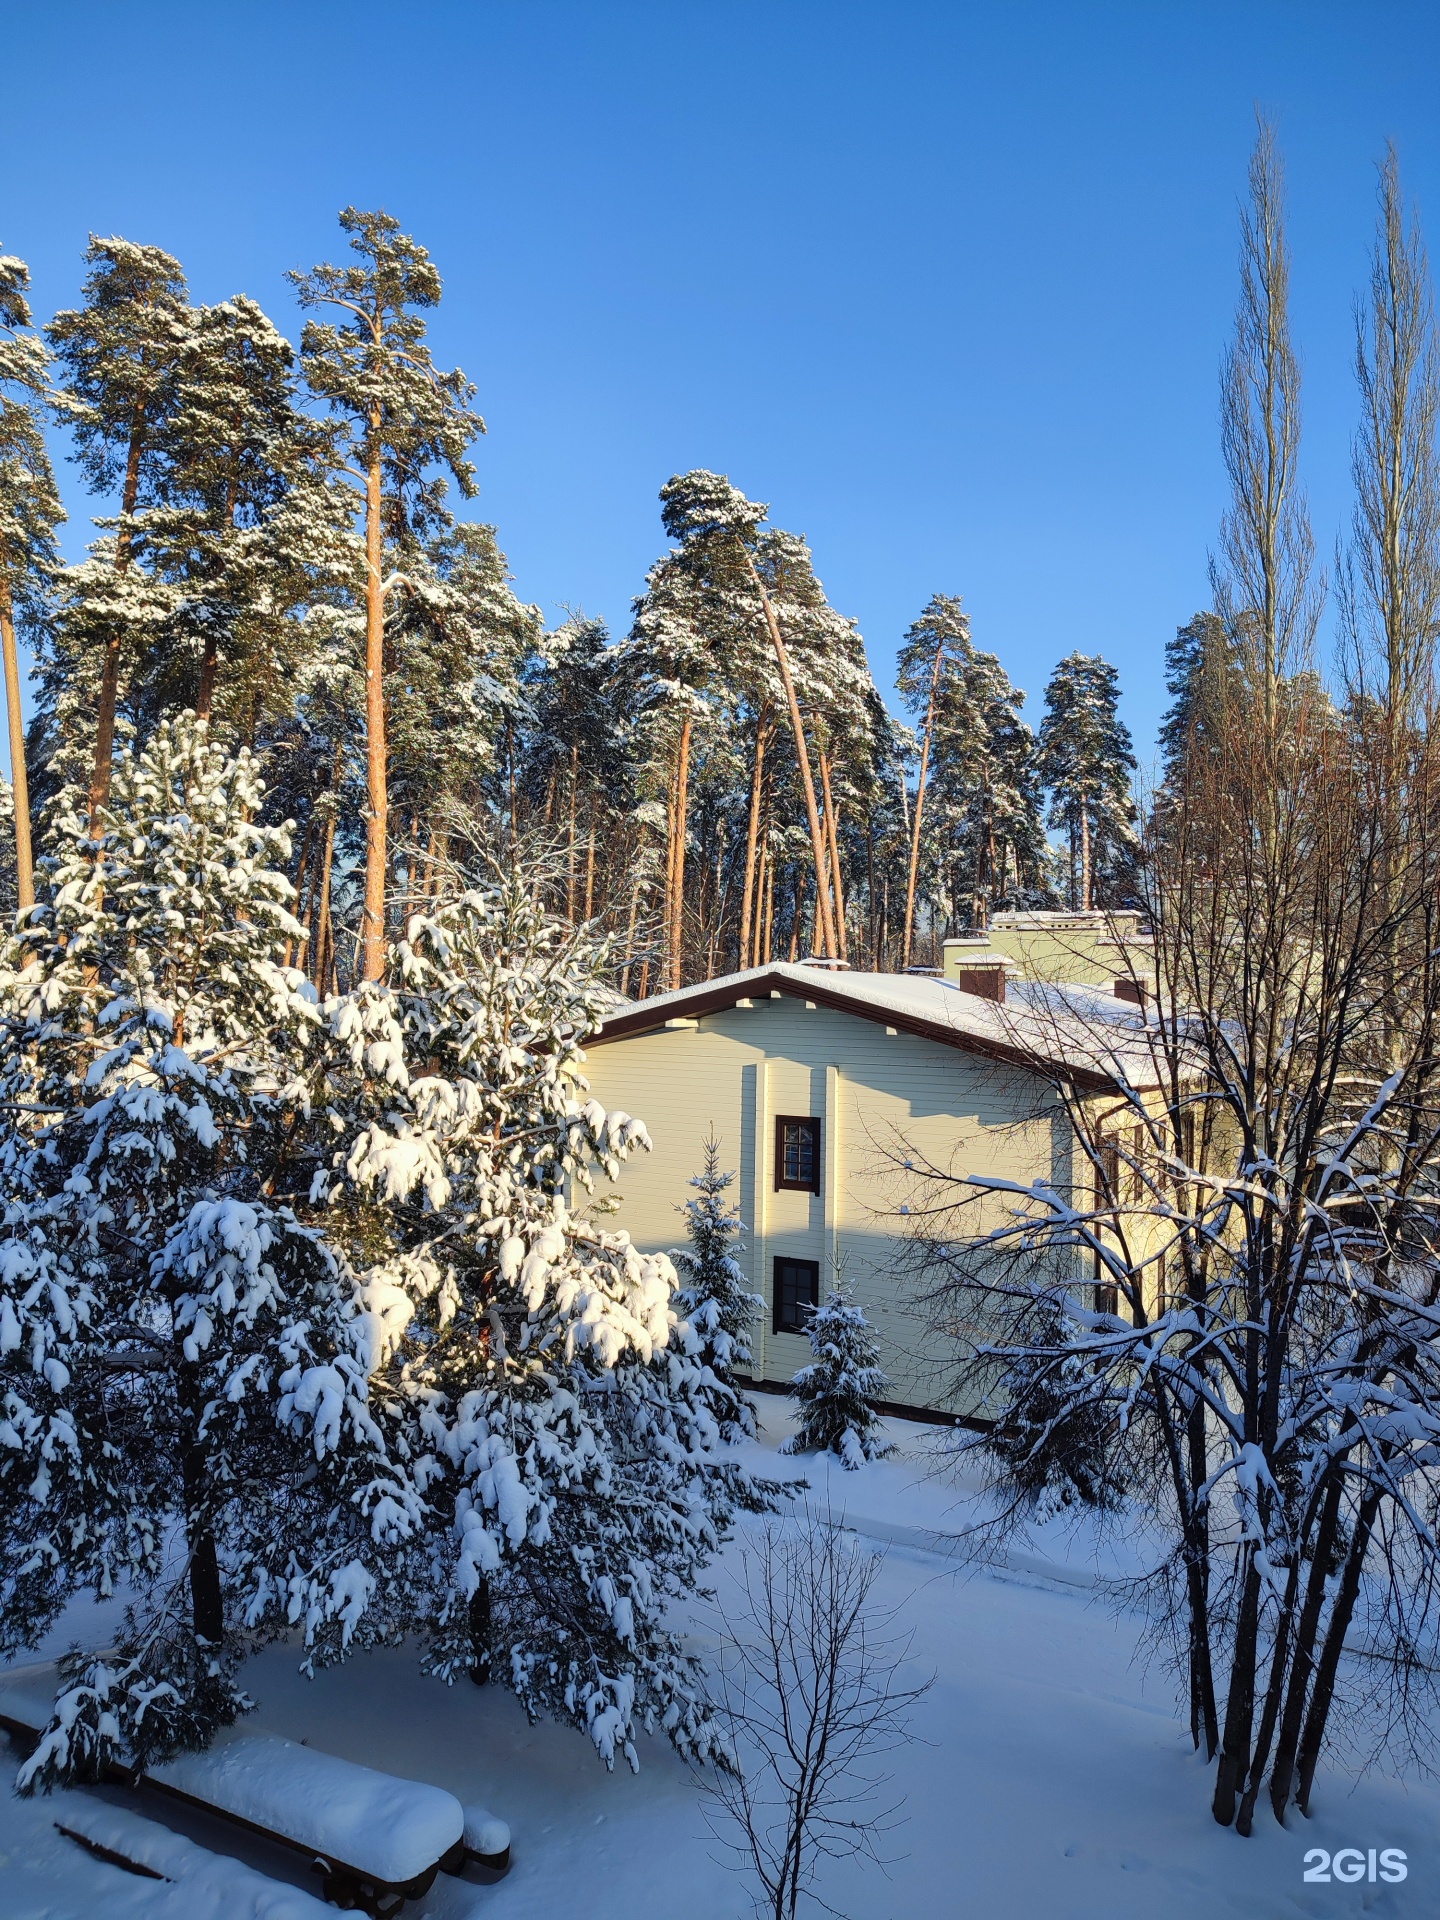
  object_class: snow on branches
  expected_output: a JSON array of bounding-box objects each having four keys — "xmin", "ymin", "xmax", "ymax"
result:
[
  {"xmin": 783, "ymin": 1291, "xmax": 892, "ymax": 1470},
  {"xmin": 315, "ymin": 873, "xmax": 781, "ymax": 1769},
  {"xmin": 0, "ymin": 716, "xmax": 420, "ymax": 1790},
  {"xmin": 671, "ymin": 1135, "xmax": 763, "ymax": 1442}
]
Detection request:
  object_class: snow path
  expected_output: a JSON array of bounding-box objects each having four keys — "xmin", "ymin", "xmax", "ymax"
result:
[{"xmin": 3, "ymin": 1405, "xmax": 1437, "ymax": 1917}]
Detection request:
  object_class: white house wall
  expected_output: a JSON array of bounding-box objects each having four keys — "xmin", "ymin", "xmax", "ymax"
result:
[{"xmin": 581, "ymin": 997, "xmax": 1064, "ymax": 1413}]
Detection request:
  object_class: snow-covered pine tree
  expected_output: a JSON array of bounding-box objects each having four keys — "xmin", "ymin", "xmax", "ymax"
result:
[
  {"xmin": 0, "ymin": 248, "xmax": 63, "ymax": 910},
  {"xmin": 522, "ymin": 613, "xmax": 625, "ymax": 925},
  {"xmin": 290, "ymin": 209, "xmax": 484, "ymax": 982},
  {"xmin": 0, "ymin": 715, "xmax": 420, "ymax": 1791},
  {"xmin": 1036, "ymin": 651, "xmax": 1138, "ymax": 911},
  {"xmin": 142, "ymin": 293, "xmax": 356, "ymax": 741},
  {"xmin": 315, "ymin": 872, "xmax": 780, "ymax": 1769},
  {"xmin": 44, "ymin": 238, "xmax": 193, "ymax": 830},
  {"xmin": 782, "ymin": 1290, "xmax": 892, "ymax": 1470},
  {"xmin": 671, "ymin": 1135, "xmax": 763, "ymax": 1441}
]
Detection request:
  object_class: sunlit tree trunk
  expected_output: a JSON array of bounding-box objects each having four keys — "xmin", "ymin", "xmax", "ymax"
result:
[
  {"xmin": 88, "ymin": 419, "xmax": 145, "ymax": 836},
  {"xmin": 744, "ymin": 557, "xmax": 836, "ymax": 958},
  {"xmin": 360, "ymin": 418, "xmax": 388, "ymax": 981},
  {"xmin": 902, "ymin": 631, "xmax": 944, "ymax": 968},
  {"xmin": 0, "ymin": 579, "xmax": 34, "ymax": 909}
]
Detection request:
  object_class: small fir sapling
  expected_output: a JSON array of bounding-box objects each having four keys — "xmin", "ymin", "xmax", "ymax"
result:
[
  {"xmin": 782, "ymin": 1290, "xmax": 892, "ymax": 1470},
  {"xmin": 671, "ymin": 1134, "xmax": 764, "ymax": 1440},
  {"xmin": 0, "ymin": 716, "xmax": 421, "ymax": 1793}
]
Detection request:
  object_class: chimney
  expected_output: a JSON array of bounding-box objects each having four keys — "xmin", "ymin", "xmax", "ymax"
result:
[{"xmin": 943, "ymin": 937, "xmax": 1007, "ymax": 1002}]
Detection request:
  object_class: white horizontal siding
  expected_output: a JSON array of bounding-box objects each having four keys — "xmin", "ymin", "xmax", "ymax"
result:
[{"xmin": 580, "ymin": 997, "xmax": 1059, "ymax": 1413}]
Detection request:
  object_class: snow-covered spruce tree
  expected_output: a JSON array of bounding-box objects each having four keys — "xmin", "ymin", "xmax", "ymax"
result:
[
  {"xmin": 782, "ymin": 1291, "xmax": 891, "ymax": 1470},
  {"xmin": 316, "ymin": 873, "xmax": 781, "ymax": 1769},
  {"xmin": 671, "ymin": 1135, "xmax": 763, "ymax": 1441},
  {"xmin": 0, "ymin": 715, "xmax": 421, "ymax": 1791}
]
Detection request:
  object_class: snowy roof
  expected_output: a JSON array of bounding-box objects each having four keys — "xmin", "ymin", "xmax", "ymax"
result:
[{"xmin": 590, "ymin": 963, "xmax": 1161, "ymax": 1094}]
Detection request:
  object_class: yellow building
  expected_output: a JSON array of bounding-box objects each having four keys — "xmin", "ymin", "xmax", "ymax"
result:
[{"xmin": 583, "ymin": 959, "xmax": 1158, "ymax": 1417}]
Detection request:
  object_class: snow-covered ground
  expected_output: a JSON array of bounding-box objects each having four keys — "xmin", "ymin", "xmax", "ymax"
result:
[{"xmin": 3, "ymin": 1398, "xmax": 1437, "ymax": 1919}]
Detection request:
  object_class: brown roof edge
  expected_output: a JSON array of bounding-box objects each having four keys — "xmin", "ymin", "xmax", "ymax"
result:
[{"xmin": 587, "ymin": 967, "xmax": 1124, "ymax": 1094}]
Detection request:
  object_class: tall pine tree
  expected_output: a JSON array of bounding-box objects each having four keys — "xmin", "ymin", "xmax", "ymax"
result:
[
  {"xmin": 46, "ymin": 238, "xmax": 191, "ymax": 830},
  {"xmin": 291, "ymin": 209, "xmax": 484, "ymax": 981},
  {"xmin": 0, "ymin": 249, "xmax": 63, "ymax": 908},
  {"xmin": 1036, "ymin": 652, "xmax": 1137, "ymax": 911}
]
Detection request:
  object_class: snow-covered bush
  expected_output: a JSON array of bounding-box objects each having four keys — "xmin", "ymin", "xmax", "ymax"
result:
[
  {"xmin": 0, "ymin": 716, "xmax": 421, "ymax": 1790},
  {"xmin": 671, "ymin": 1135, "xmax": 763, "ymax": 1442},
  {"xmin": 317, "ymin": 872, "xmax": 780, "ymax": 1769},
  {"xmin": 782, "ymin": 1291, "xmax": 892, "ymax": 1470}
]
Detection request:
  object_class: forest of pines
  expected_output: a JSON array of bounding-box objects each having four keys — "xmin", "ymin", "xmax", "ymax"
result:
[{"xmin": 0, "ymin": 210, "xmax": 1140, "ymax": 995}]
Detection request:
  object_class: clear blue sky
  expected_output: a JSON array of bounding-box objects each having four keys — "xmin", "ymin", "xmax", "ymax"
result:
[{"xmin": 6, "ymin": 0, "xmax": 1440, "ymax": 770}]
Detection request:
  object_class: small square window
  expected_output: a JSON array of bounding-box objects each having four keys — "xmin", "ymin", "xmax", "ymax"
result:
[
  {"xmin": 774, "ymin": 1256, "xmax": 821, "ymax": 1335},
  {"xmin": 775, "ymin": 1116, "xmax": 821, "ymax": 1193}
]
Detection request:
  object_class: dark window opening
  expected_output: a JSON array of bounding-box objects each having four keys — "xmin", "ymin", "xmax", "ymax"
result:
[
  {"xmin": 775, "ymin": 1116, "xmax": 821, "ymax": 1192},
  {"xmin": 774, "ymin": 1256, "xmax": 821, "ymax": 1334}
]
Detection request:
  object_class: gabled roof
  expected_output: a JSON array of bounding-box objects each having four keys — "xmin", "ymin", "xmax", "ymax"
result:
[{"xmin": 590, "ymin": 964, "xmax": 1161, "ymax": 1095}]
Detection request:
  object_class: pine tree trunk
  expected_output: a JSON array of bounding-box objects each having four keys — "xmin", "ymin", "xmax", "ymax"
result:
[
  {"xmin": 566, "ymin": 742, "xmax": 579, "ymax": 922},
  {"xmin": 0, "ymin": 579, "xmax": 35, "ymax": 910},
  {"xmin": 818, "ymin": 748, "xmax": 847, "ymax": 961},
  {"xmin": 743, "ymin": 556, "xmax": 837, "ymax": 958},
  {"xmin": 314, "ymin": 797, "xmax": 338, "ymax": 995},
  {"xmin": 668, "ymin": 715, "xmax": 692, "ymax": 990},
  {"xmin": 1080, "ymin": 805, "xmax": 1092, "ymax": 912},
  {"xmin": 194, "ymin": 476, "xmax": 239, "ymax": 725},
  {"xmin": 583, "ymin": 827, "xmax": 596, "ymax": 923},
  {"xmin": 739, "ymin": 711, "xmax": 770, "ymax": 971},
  {"xmin": 903, "ymin": 634, "xmax": 945, "ymax": 969},
  {"xmin": 360, "ymin": 430, "xmax": 388, "ymax": 982},
  {"xmin": 762, "ymin": 840, "xmax": 774, "ymax": 964},
  {"xmin": 88, "ymin": 416, "xmax": 146, "ymax": 836},
  {"xmin": 622, "ymin": 860, "xmax": 643, "ymax": 996}
]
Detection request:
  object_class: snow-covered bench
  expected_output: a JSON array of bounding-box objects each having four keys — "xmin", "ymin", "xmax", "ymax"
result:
[{"xmin": 0, "ymin": 1662, "xmax": 510, "ymax": 1918}]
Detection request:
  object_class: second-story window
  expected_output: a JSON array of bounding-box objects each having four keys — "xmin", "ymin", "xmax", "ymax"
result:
[{"xmin": 775, "ymin": 1116, "xmax": 821, "ymax": 1192}]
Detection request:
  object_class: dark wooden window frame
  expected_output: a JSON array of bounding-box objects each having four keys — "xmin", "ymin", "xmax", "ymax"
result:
[
  {"xmin": 773, "ymin": 1255, "xmax": 821, "ymax": 1335},
  {"xmin": 774, "ymin": 1115, "xmax": 822, "ymax": 1193}
]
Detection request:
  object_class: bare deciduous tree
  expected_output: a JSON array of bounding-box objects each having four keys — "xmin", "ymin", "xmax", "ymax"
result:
[
  {"xmin": 1211, "ymin": 117, "xmax": 1321, "ymax": 733},
  {"xmin": 900, "ymin": 681, "xmax": 1440, "ymax": 1837},
  {"xmin": 698, "ymin": 1506, "xmax": 930, "ymax": 1919},
  {"xmin": 1342, "ymin": 144, "xmax": 1440, "ymax": 722}
]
